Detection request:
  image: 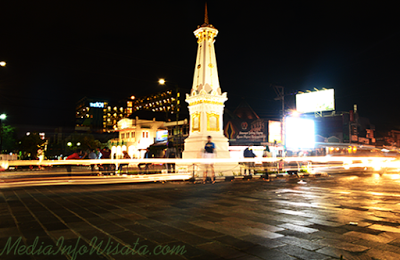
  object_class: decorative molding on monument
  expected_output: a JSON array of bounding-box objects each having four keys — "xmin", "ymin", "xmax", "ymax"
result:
[
  {"xmin": 186, "ymin": 91, "xmax": 227, "ymax": 101},
  {"xmin": 194, "ymin": 28, "xmax": 218, "ymax": 42}
]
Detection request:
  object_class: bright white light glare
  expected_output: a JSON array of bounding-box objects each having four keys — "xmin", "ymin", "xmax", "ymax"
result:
[
  {"xmin": 296, "ymin": 89, "xmax": 335, "ymax": 113},
  {"xmin": 390, "ymin": 174, "xmax": 400, "ymax": 180},
  {"xmin": 0, "ymin": 61, "xmax": 6, "ymax": 67},
  {"xmin": 285, "ymin": 117, "xmax": 315, "ymax": 149},
  {"xmin": 268, "ymin": 121, "xmax": 281, "ymax": 143},
  {"xmin": 291, "ymin": 110, "xmax": 300, "ymax": 117},
  {"xmin": 372, "ymin": 173, "xmax": 380, "ymax": 179}
]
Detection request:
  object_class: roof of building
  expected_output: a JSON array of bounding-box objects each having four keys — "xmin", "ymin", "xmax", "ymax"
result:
[{"xmin": 232, "ymin": 100, "xmax": 260, "ymax": 120}]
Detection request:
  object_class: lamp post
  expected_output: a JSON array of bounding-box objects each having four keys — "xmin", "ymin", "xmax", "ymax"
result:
[
  {"xmin": 1, "ymin": 63, "xmax": 8, "ymax": 153},
  {"xmin": 0, "ymin": 114, "xmax": 7, "ymax": 154},
  {"xmin": 158, "ymin": 78, "xmax": 183, "ymax": 155}
]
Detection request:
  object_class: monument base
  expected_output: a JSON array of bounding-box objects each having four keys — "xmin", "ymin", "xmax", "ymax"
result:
[{"xmin": 182, "ymin": 133, "xmax": 230, "ymax": 159}]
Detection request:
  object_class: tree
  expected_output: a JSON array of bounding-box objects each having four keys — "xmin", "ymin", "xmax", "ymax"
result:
[
  {"xmin": 65, "ymin": 133, "xmax": 101, "ymax": 155},
  {"xmin": 0, "ymin": 124, "xmax": 17, "ymax": 153},
  {"xmin": 18, "ymin": 132, "xmax": 46, "ymax": 159}
]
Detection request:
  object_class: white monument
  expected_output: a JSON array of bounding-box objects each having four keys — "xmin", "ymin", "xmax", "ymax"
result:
[{"xmin": 182, "ymin": 5, "xmax": 230, "ymax": 159}]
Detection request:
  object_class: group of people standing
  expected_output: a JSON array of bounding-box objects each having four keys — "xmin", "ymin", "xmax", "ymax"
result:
[
  {"xmin": 66, "ymin": 147, "xmax": 112, "ymax": 175},
  {"xmin": 63, "ymin": 136, "xmax": 219, "ymax": 181}
]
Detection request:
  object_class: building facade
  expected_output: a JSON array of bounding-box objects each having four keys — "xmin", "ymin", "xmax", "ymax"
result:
[
  {"xmin": 75, "ymin": 97, "xmax": 127, "ymax": 133},
  {"xmin": 109, "ymin": 117, "xmax": 166, "ymax": 159},
  {"xmin": 126, "ymin": 89, "xmax": 183, "ymax": 122}
]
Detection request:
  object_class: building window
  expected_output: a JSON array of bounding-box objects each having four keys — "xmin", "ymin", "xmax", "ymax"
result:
[
  {"xmin": 126, "ymin": 132, "xmax": 130, "ymax": 139},
  {"xmin": 142, "ymin": 131, "xmax": 149, "ymax": 138},
  {"xmin": 121, "ymin": 133, "xmax": 125, "ymax": 139},
  {"xmin": 132, "ymin": 132, "xmax": 135, "ymax": 138}
]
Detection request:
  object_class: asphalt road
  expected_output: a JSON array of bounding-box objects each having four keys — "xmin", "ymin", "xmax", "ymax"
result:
[{"xmin": 1, "ymin": 172, "xmax": 400, "ymax": 259}]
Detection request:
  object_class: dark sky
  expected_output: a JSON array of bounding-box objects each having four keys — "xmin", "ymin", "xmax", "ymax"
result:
[{"xmin": 1, "ymin": 1, "xmax": 399, "ymax": 134}]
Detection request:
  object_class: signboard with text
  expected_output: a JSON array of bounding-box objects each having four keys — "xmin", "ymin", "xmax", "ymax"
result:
[{"xmin": 224, "ymin": 119, "xmax": 267, "ymax": 145}]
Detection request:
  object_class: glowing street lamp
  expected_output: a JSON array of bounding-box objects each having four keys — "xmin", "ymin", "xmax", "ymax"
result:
[
  {"xmin": 158, "ymin": 78, "xmax": 166, "ymax": 85},
  {"xmin": 0, "ymin": 114, "xmax": 6, "ymax": 153},
  {"xmin": 0, "ymin": 61, "xmax": 6, "ymax": 67}
]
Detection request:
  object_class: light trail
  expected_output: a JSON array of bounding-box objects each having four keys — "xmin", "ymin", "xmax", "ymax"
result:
[
  {"xmin": 0, "ymin": 173, "xmax": 193, "ymax": 188},
  {"xmin": 0, "ymin": 156, "xmax": 397, "ymax": 168}
]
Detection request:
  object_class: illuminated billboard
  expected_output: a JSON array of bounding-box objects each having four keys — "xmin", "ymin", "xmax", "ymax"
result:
[
  {"xmin": 285, "ymin": 117, "xmax": 315, "ymax": 149},
  {"xmin": 89, "ymin": 102, "xmax": 104, "ymax": 108},
  {"xmin": 155, "ymin": 130, "xmax": 168, "ymax": 142},
  {"xmin": 296, "ymin": 89, "xmax": 334, "ymax": 113},
  {"xmin": 268, "ymin": 120, "xmax": 281, "ymax": 143}
]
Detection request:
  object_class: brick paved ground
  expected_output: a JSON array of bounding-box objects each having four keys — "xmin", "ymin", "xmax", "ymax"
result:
[{"xmin": 1, "ymin": 173, "xmax": 400, "ymax": 259}]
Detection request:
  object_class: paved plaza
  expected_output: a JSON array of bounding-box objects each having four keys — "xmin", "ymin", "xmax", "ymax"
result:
[{"xmin": 2, "ymin": 172, "xmax": 400, "ymax": 259}]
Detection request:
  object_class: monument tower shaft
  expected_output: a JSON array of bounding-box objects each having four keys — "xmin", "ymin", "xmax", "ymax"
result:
[
  {"xmin": 183, "ymin": 4, "xmax": 230, "ymax": 159},
  {"xmin": 191, "ymin": 21, "xmax": 221, "ymax": 95}
]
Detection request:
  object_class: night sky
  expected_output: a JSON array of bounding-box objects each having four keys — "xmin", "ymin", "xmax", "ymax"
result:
[{"xmin": 1, "ymin": 1, "xmax": 399, "ymax": 134}]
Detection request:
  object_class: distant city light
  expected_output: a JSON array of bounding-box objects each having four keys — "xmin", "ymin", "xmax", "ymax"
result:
[
  {"xmin": 131, "ymin": 96, "xmax": 135, "ymax": 100},
  {"xmin": 67, "ymin": 142, "xmax": 72, "ymax": 147}
]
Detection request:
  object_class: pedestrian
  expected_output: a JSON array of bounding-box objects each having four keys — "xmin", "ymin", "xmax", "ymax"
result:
[
  {"xmin": 203, "ymin": 136, "xmax": 216, "ymax": 184},
  {"xmin": 100, "ymin": 147, "xmax": 111, "ymax": 175},
  {"xmin": 138, "ymin": 148, "xmax": 151, "ymax": 174},
  {"xmin": 243, "ymin": 146, "xmax": 256, "ymax": 175},
  {"xmin": 89, "ymin": 149, "xmax": 97, "ymax": 172},
  {"xmin": 165, "ymin": 141, "xmax": 177, "ymax": 173},
  {"xmin": 66, "ymin": 149, "xmax": 85, "ymax": 176},
  {"xmin": 96, "ymin": 147, "xmax": 102, "ymax": 159},
  {"xmin": 118, "ymin": 150, "xmax": 131, "ymax": 173}
]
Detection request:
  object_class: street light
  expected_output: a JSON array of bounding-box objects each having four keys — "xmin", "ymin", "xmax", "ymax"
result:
[
  {"xmin": 0, "ymin": 114, "xmax": 7, "ymax": 154},
  {"xmin": 0, "ymin": 61, "xmax": 6, "ymax": 67},
  {"xmin": 158, "ymin": 78, "xmax": 165, "ymax": 85}
]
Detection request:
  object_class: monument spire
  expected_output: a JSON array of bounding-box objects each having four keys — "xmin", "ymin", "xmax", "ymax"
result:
[
  {"xmin": 204, "ymin": 2, "xmax": 209, "ymax": 25},
  {"xmin": 190, "ymin": 3, "xmax": 221, "ymax": 96}
]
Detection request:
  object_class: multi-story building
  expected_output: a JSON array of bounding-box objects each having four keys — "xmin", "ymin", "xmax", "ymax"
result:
[
  {"xmin": 75, "ymin": 97, "xmax": 127, "ymax": 133},
  {"xmin": 126, "ymin": 88, "xmax": 183, "ymax": 122}
]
